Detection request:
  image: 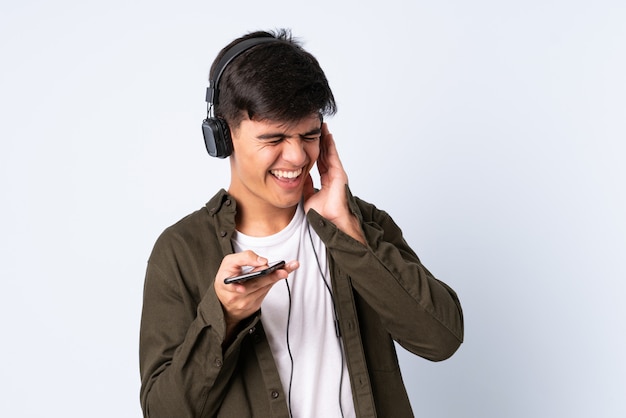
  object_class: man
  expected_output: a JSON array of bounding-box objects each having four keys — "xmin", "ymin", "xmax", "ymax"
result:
[{"xmin": 139, "ymin": 29, "xmax": 463, "ymax": 418}]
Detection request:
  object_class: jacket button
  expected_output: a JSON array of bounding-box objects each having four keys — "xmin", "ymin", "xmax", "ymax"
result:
[
  {"xmin": 225, "ymin": 199, "xmax": 231, "ymax": 206},
  {"xmin": 318, "ymin": 220, "xmax": 325, "ymax": 227},
  {"xmin": 220, "ymin": 231, "xmax": 227, "ymax": 237},
  {"xmin": 248, "ymin": 326, "xmax": 256, "ymax": 334},
  {"xmin": 271, "ymin": 390, "xmax": 280, "ymax": 399},
  {"xmin": 214, "ymin": 358, "xmax": 223, "ymax": 368}
]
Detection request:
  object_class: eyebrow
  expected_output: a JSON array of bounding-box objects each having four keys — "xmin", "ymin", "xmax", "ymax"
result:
[{"xmin": 256, "ymin": 127, "xmax": 322, "ymax": 140}]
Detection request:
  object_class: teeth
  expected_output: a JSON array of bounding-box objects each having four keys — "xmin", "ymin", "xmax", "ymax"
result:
[{"xmin": 271, "ymin": 168, "xmax": 303, "ymax": 179}]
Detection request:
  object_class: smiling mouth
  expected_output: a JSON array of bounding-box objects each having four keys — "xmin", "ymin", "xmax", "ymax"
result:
[{"xmin": 270, "ymin": 168, "xmax": 303, "ymax": 180}]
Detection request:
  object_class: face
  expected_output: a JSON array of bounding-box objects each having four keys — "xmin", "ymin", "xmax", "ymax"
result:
[{"xmin": 228, "ymin": 113, "xmax": 322, "ymax": 214}]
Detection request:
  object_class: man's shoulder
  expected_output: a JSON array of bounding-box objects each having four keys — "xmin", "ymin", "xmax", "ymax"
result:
[{"xmin": 155, "ymin": 189, "xmax": 229, "ymax": 247}]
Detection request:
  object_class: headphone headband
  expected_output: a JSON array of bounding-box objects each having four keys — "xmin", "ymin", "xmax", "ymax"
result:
[
  {"xmin": 205, "ymin": 36, "xmax": 279, "ymax": 106},
  {"xmin": 202, "ymin": 36, "xmax": 280, "ymax": 159}
]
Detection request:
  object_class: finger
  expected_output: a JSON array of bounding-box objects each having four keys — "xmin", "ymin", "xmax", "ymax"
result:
[
  {"xmin": 321, "ymin": 126, "xmax": 341, "ymax": 167},
  {"xmin": 317, "ymin": 123, "xmax": 331, "ymax": 174},
  {"xmin": 215, "ymin": 251, "xmax": 270, "ymax": 298},
  {"xmin": 319, "ymin": 124, "xmax": 346, "ymax": 177},
  {"xmin": 222, "ymin": 251, "xmax": 268, "ymax": 277},
  {"xmin": 235, "ymin": 250, "xmax": 268, "ymax": 268},
  {"xmin": 283, "ymin": 260, "xmax": 300, "ymax": 273}
]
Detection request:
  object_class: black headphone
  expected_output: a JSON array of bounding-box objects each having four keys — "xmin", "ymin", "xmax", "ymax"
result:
[{"xmin": 202, "ymin": 37, "xmax": 279, "ymax": 158}]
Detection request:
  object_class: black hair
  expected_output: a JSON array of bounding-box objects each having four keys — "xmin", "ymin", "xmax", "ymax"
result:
[{"xmin": 209, "ymin": 28, "xmax": 337, "ymax": 128}]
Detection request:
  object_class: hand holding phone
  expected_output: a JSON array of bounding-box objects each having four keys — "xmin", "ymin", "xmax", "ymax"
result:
[{"xmin": 224, "ymin": 260, "xmax": 286, "ymax": 284}]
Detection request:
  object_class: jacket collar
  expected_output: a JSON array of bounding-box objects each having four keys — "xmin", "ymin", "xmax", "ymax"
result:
[{"xmin": 206, "ymin": 189, "xmax": 237, "ymax": 217}]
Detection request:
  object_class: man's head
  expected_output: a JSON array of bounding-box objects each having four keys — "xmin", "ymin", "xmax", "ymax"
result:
[
  {"xmin": 209, "ymin": 28, "xmax": 336, "ymax": 131},
  {"xmin": 207, "ymin": 29, "xmax": 337, "ymax": 219}
]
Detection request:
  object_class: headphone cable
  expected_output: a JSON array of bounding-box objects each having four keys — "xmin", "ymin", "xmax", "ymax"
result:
[
  {"xmin": 285, "ymin": 279, "xmax": 294, "ymax": 418},
  {"xmin": 306, "ymin": 221, "xmax": 345, "ymax": 418}
]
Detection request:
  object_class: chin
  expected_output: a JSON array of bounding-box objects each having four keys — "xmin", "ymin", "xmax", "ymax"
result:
[{"xmin": 273, "ymin": 193, "xmax": 303, "ymax": 209}]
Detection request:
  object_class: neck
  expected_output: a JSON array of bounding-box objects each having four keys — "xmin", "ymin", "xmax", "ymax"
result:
[{"xmin": 234, "ymin": 199, "xmax": 299, "ymax": 237}]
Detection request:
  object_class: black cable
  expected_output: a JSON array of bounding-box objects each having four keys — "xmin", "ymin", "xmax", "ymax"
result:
[
  {"xmin": 306, "ymin": 221, "xmax": 345, "ymax": 418},
  {"xmin": 285, "ymin": 279, "xmax": 294, "ymax": 418}
]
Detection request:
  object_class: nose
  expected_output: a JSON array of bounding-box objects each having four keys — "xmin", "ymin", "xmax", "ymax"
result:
[{"xmin": 280, "ymin": 139, "xmax": 308, "ymax": 166}]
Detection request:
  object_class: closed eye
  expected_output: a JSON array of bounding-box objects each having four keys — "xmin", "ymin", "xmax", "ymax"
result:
[
  {"xmin": 255, "ymin": 135, "xmax": 286, "ymax": 146},
  {"xmin": 256, "ymin": 127, "xmax": 321, "ymax": 144}
]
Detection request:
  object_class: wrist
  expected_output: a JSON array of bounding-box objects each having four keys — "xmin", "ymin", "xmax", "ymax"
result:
[{"xmin": 335, "ymin": 214, "xmax": 366, "ymax": 245}]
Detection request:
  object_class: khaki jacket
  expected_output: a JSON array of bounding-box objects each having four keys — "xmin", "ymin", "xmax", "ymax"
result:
[{"xmin": 140, "ymin": 188, "xmax": 464, "ymax": 417}]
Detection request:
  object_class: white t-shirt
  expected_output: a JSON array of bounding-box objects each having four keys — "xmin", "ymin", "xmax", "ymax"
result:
[{"xmin": 232, "ymin": 204, "xmax": 355, "ymax": 418}]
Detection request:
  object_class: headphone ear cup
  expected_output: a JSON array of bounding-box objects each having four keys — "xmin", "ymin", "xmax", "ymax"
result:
[{"xmin": 202, "ymin": 117, "xmax": 233, "ymax": 158}]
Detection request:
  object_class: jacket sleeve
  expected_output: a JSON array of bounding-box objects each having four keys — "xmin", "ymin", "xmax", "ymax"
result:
[
  {"xmin": 307, "ymin": 188, "xmax": 464, "ymax": 361},
  {"xmin": 139, "ymin": 229, "xmax": 257, "ymax": 417}
]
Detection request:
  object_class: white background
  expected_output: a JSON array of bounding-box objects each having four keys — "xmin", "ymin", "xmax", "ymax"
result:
[{"xmin": 1, "ymin": 1, "xmax": 625, "ymax": 417}]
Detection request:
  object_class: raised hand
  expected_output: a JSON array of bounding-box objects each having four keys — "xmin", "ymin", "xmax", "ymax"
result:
[{"xmin": 303, "ymin": 123, "xmax": 366, "ymax": 244}]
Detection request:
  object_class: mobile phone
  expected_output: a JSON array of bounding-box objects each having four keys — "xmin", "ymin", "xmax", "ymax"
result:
[{"xmin": 223, "ymin": 260, "xmax": 286, "ymax": 284}]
